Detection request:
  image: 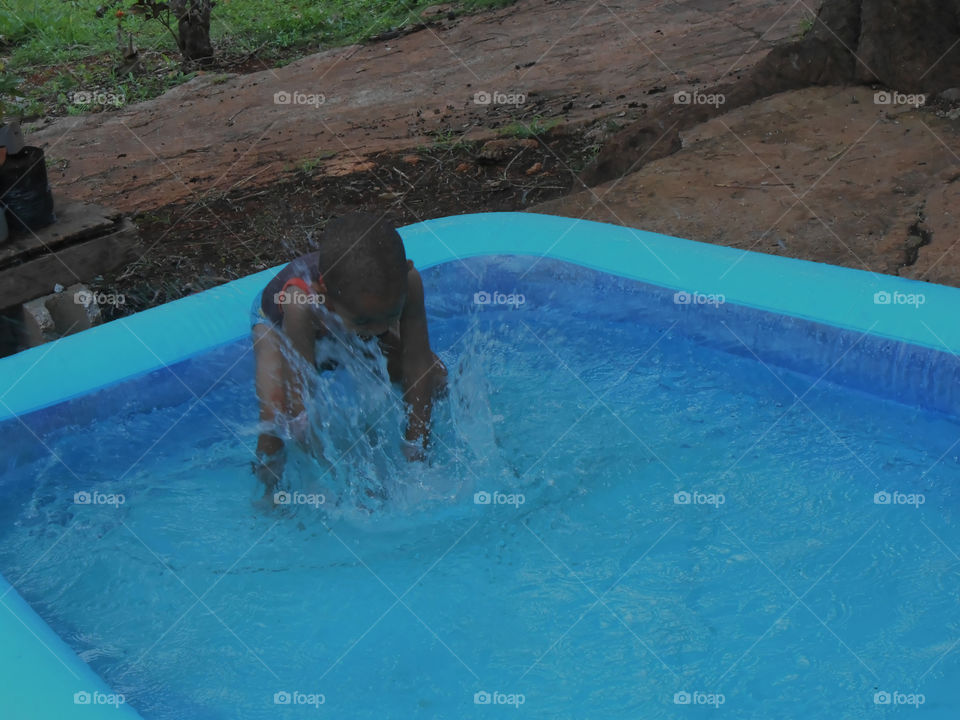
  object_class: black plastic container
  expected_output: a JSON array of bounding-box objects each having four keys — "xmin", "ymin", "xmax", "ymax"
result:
[{"xmin": 0, "ymin": 146, "xmax": 56, "ymax": 234}]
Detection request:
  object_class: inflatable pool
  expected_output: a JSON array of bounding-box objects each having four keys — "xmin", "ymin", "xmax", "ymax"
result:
[{"xmin": 1, "ymin": 213, "xmax": 957, "ymax": 718}]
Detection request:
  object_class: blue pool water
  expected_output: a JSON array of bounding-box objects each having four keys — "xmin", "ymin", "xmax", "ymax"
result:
[{"xmin": 1, "ymin": 255, "xmax": 959, "ymax": 718}]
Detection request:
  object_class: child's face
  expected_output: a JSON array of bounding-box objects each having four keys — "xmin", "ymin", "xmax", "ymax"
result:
[{"xmin": 328, "ymin": 290, "xmax": 405, "ymax": 339}]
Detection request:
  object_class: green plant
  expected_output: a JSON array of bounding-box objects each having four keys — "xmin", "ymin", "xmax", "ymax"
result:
[
  {"xmin": 294, "ymin": 150, "xmax": 337, "ymax": 173},
  {"xmin": 425, "ymin": 128, "xmax": 473, "ymax": 152},
  {"xmin": 123, "ymin": 1, "xmax": 214, "ymax": 62},
  {"xmin": 2, "ymin": 0, "xmax": 520, "ymax": 120},
  {"xmin": 497, "ymin": 115, "xmax": 560, "ymax": 139}
]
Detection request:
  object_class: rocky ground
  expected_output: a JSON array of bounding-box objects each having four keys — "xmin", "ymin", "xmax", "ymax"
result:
[
  {"xmin": 15, "ymin": 0, "xmax": 960, "ymax": 318},
  {"xmin": 534, "ymin": 85, "xmax": 960, "ymax": 285}
]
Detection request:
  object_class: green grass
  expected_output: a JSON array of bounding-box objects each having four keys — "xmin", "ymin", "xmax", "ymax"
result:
[
  {"xmin": 292, "ymin": 149, "xmax": 337, "ymax": 174},
  {"xmin": 421, "ymin": 127, "xmax": 475, "ymax": 152},
  {"xmin": 497, "ymin": 115, "xmax": 560, "ymax": 139},
  {"xmin": 0, "ymin": 0, "xmax": 514, "ymax": 120}
]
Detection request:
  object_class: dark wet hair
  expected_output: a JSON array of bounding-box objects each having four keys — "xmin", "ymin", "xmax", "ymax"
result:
[{"xmin": 317, "ymin": 213, "xmax": 408, "ymax": 304}]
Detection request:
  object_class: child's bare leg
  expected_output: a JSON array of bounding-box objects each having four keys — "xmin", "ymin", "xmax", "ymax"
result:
[{"xmin": 253, "ymin": 323, "xmax": 288, "ymax": 492}]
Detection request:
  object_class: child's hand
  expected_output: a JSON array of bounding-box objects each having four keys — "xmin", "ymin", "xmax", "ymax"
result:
[
  {"xmin": 252, "ymin": 486, "xmax": 279, "ymax": 513},
  {"xmin": 288, "ymin": 411, "xmax": 310, "ymax": 446},
  {"xmin": 275, "ymin": 410, "xmax": 311, "ymax": 447},
  {"xmin": 403, "ymin": 440, "xmax": 426, "ymax": 462},
  {"xmin": 251, "ymin": 446, "xmax": 285, "ymax": 490}
]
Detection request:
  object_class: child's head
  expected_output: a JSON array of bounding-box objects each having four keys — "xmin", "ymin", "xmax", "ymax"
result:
[{"xmin": 318, "ymin": 213, "xmax": 408, "ymax": 338}]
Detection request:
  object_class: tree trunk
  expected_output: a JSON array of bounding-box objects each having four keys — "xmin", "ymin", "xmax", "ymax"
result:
[
  {"xmin": 170, "ymin": 0, "xmax": 214, "ymax": 65},
  {"xmin": 581, "ymin": 0, "xmax": 960, "ymax": 186}
]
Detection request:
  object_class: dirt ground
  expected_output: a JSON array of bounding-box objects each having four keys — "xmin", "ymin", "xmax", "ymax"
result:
[
  {"xmin": 14, "ymin": 0, "xmax": 960, "ymax": 319},
  {"xmin": 28, "ymin": 0, "xmax": 807, "ymax": 210},
  {"xmin": 98, "ymin": 130, "xmax": 597, "ymax": 316}
]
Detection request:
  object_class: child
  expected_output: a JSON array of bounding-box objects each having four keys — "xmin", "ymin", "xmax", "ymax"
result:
[{"xmin": 251, "ymin": 213, "xmax": 447, "ymax": 491}]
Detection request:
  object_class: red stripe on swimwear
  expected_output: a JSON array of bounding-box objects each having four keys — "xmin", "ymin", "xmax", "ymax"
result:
[{"xmin": 278, "ymin": 277, "xmax": 313, "ymax": 306}]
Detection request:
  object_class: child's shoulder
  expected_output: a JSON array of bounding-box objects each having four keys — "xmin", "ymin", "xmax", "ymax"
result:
[
  {"xmin": 285, "ymin": 250, "xmax": 322, "ymax": 278},
  {"xmin": 258, "ymin": 251, "xmax": 322, "ymax": 319}
]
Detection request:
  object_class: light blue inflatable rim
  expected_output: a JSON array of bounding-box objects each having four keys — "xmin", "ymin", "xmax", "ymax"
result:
[
  {"xmin": 0, "ymin": 211, "xmax": 958, "ymax": 718},
  {"xmin": 2, "ymin": 212, "xmax": 958, "ymax": 424},
  {"xmin": 0, "ymin": 572, "xmax": 142, "ymax": 718}
]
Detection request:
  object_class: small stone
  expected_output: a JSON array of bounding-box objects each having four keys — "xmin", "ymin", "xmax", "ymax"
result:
[
  {"xmin": 401, "ymin": 154, "xmax": 420, "ymax": 165},
  {"xmin": 420, "ymin": 3, "xmax": 453, "ymax": 18},
  {"xmin": 525, "ymin": 162, "xmax": 542, "ymax": 175},
  {"xmin": 475, "ymin": 138, "xmax": 538, "ymax": 163},
  {"xmin": 22, "ymin": 297, "xmax": 57, "ymax": 346},
  {"xmin": 939, "ymin": 87, "xmax": 960, "ymax": 103}
]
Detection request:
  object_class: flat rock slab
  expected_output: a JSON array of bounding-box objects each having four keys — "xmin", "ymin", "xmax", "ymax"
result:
[
  {"xmin": 530, "ymin": 86, "xmax": 960, "ymax": 289},
  {"xmin": 0, "ymin": 198, "xmax": 120, "ymax": 267},
  {"xmin": 0, "ymin": 197, "xmax": 139, "ymax": 307},
  {"xmin": 24, "ymin": 0, "xmax": 808, "ymax": 213}
]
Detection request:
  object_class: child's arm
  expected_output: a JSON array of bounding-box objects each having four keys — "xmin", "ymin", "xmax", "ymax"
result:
[
  {"xmin": 252, "ymin": 323, "xmax": 289, "ymax": 493},
  {"xmin": 252, "ymin": 285, "xmax": 323, "ymax": 492},
  {"xmin": 399, "ymin": 266, "xmax": 447, "ymax": 459},
  {"xmin": 279, "ymin": 286, "xmax": 321, "ymax": 417}
]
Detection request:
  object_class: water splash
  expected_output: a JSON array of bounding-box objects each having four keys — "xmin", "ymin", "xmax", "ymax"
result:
[{"xmin": 269, "ymin": 319, "xmax": 508, "ymax": 526}]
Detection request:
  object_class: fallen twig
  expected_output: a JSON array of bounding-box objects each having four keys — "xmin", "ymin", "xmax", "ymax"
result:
[{"xmin": 714, "ymin": 182, "xmax": 795, "ymax": 189}]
